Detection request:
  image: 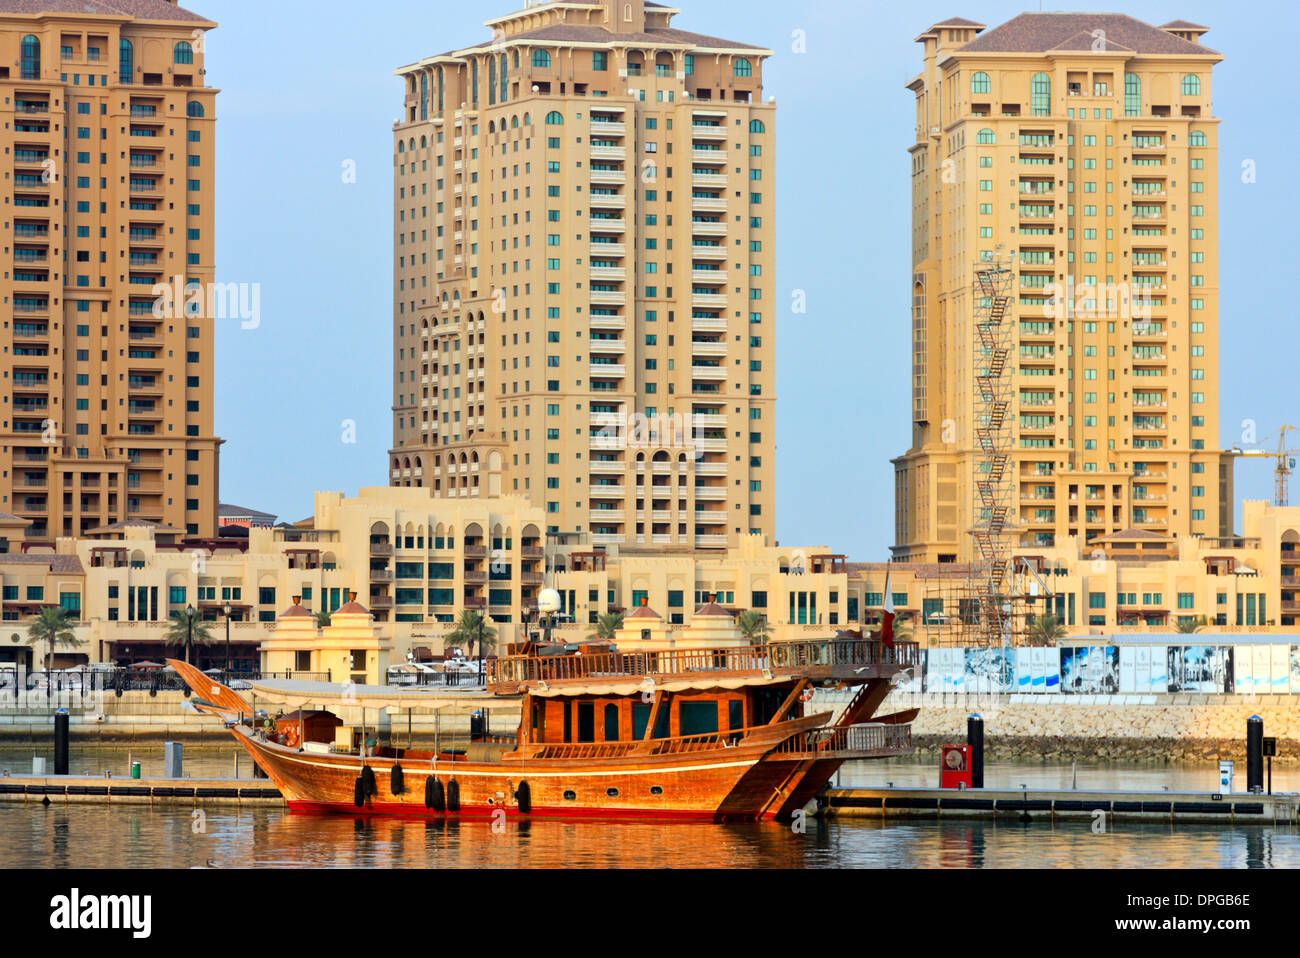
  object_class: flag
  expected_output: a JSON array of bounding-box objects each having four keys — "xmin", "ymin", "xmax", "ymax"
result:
[{"xmin": 881, "ymin": 563, "xmax": 895, "ymax": 650}]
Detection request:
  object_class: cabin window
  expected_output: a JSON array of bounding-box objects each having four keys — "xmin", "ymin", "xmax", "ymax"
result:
[
  {"xmin": 650, "ymin": 786, "xmax": 664, "ymax": 796},
  {"xmin": 728, "ymin": 700, "xmax": 744, "ymax": 731},
  {"xmin": 563, "ymin": 790, "xmax": 576, "ymax": 801},
  {"xmin": 606, "ymin": 787, "xmax": 620, "ymax": 798},
  {"xmin": 603, "ymin": 703, "xmax": 619, "ymax": 741},
  {"xmin": 679, "ymin": 701, "xmax": 719, "ymax": 736},
  {"xmin": 632, "ymin": 703, "xmax": 670, "ymax": 740}
]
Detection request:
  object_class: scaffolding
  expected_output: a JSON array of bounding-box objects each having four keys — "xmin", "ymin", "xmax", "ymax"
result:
[{"xmin": 915, "ymin": 253, "xmax": 1026, "ymax": 648}]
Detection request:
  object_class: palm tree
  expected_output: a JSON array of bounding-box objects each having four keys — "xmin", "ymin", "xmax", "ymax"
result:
[
  {"xmin": 314, "ymin": 610, "xmax": 332, "ymax": 628},
  {"xmin": 1027, "ymin": 614, "xmax": 1067, "ymax": 647},
  {"xmin": 891, "ymin": 617, "xmax": 913, "ymax": 643},
  {"xmin": 164, "ymin": 607, "xmax": 216, "ymax": 665},
  {"xmin": 737, "ymin": 610, "xmax": 770, "ymax": 646},
  {"xmin": 445, "ymin": 610, "xmax": 497, "ymax": 660},
  {"xmin": 588, "ymin": 611, "xmax": 623, "ymax": 642},
  {"xmin": 1176, "ymin": 615, "xmax": 1208, "ymax": 634},
  {"xmin": 25, "ymin": 606, "xmax": 83, "ymax": 672}
]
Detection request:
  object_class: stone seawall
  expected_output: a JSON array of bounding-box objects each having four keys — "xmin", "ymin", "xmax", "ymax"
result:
[
  {"xmin": 810, "ymin": 691, "xmax": 1300, "ymax": 764},
  {"xmin": 903, "ymin": 699, "xmax": 1300, "ymax": 764}
]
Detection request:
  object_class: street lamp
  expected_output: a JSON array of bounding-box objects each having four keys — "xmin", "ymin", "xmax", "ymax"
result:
[
  {"xmin": 223, "ymin": 601, "xmax": 232, "ymax": 674},
  {"xmin": 185, "ymin": 603, "xmax": 195, "ymax": 666}
]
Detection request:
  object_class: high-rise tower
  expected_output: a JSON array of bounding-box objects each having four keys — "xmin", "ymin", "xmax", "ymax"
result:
[
  {"xmin": 0, "ymin": 0, "xmax": 220, "ymax": 541},
  {"xmin": 893, "ymin": 14, "xmax": 1232, "ymax": 563},
  {"xmin": 390, "ymin": 0, "xmax": 775, "ymax": 552}
]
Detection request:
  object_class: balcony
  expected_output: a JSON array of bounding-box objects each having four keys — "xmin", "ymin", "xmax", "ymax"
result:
[
  {"xmin": 691, "ymin": 221, "xmax": 727, "ymax": 237},
  {"xmin": 589, "ymin": 459, "xmax": 625, "ymax": 474},
  {"xmin": 589, "ymin": 120, "xmax": 626, "ymax": 136},
  {"xmin": 590, "ymin": 168, "xmax": 626, "ymax": 185},
  {"xmin": 588, "ymin": 192, "xmax": 626, "ymax": 210},
  {"xmin": 691, "ymin": 148, "xmax": 727, "ymax": 165},
  {"xmin": 694, "ymin": 486, "xmax": 727, "ymax": 501},
  {"xmin": 691, "ymin": 365, "xmax": 727, "ymax": 381},
  {"xmin": 691, "ymin": 269, "xmax": 727, "ymax": 284},
  {"xmin": 691, "ymin": 293, "xmax": 728, "ymax": 308},
  {"xmin": 691, "ymin": 172, "xmax": 727, "ymax": 188},
  {"xmin": 691, "ymin": 342, "xmax": 728, "ymax": 360},
  {"xmin": 590, "ymin": 509, "xmax": 625, "ymax": 523},
  {"xmin": 690, "ymin": 196, "xmax": 727, "ymax": 213},
  {"xmin": 694, "ymin": 535, "xmax": 729, "ymax": 548},
  {"xmin": 692, "ymin": 316, "xmax": 727, "ymax": 333},
  {"xmin": 590, "ymin": 289, "xmax": 627, "ymax": 306},
  {"xmin": 691, "ymin": 123, "xmax": 727, "ymax": 140},
  {"xmin": 589, "ymin": 265, "xmax": 627, "ymax": 281},
  {"xmin": 588, "ymin": 314, "xmax": 626, "ymax": 330},
  {"xmin": 589, "ymin": 144, "xmax": 626, "ymax": 161}
]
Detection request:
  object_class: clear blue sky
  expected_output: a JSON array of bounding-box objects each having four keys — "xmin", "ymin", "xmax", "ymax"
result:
[{"xmin": 199, "ymin": 0, "xmax": 1299, "ymax": 554}]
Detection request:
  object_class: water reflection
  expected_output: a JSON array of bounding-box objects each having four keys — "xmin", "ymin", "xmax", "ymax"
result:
[{"xmin": 1, "ymin": 803, "xmax": 1298, "ymax": 869}]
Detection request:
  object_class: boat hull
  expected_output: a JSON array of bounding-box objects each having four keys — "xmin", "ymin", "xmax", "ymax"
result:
[{"xmin": 234, "ymin": 727, "xmax": 791, "ymax": 823}]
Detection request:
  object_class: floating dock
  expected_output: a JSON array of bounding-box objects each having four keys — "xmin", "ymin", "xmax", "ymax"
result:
[
  {"xmin": 0, "ymin": 775, "xmax": 283, "ymax": 807},
  {"xmin": 820, "ymin": 786, "xmax": 1300, "ymax": 825}
]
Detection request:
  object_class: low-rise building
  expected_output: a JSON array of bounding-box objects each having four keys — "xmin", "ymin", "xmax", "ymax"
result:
[{"xmin": 0, "ymin": 489, "xmax": 1294, "ymax": 671}]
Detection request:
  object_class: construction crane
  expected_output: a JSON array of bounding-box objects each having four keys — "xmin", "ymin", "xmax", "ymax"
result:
[{"xmin": 1230, "ymin": 426, "xmax": 1300, "ymax": 507}]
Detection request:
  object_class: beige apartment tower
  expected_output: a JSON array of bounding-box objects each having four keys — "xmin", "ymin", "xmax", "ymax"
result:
[
  {"xmin": 390, "ymin": 0, "xmax": 776, "ymax": 551},
  {"xmin": 893, "ymin": 14, "xmax": 1234, "ymax": 563},
  {"xmin": 0, "ymin": 0, "xmax": 220, "ymax": 542}
]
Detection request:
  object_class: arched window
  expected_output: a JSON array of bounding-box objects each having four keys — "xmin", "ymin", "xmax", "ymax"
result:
[
  {"xmin": 511, "ymin": 114, "xmax": 519, "ymax": 129},
  {"xmin": 734, "ymin": 58, "xmax": 752, "ymax": 77},
  {"xmin": 1181, "ymin": 74, "xmax": 1201, "ymax": 96},
  {"xmin": 1124, "ymin": 73, "xmax": 1140, "ymax": 117},
  {"xmin": 970, "ymin": 71, "xmax": 990, "ymax": 94},
  {"xmin": 398, "ymin": 140, "xmax": 405, "ymax": 154},
  {"xmin": 532, "ymin": 49, "xmax": 551, "ymax": 68},
  {"xmin": 186, "ymin": 101, "xmax": 204, "ymax": 118},
  {"xmin": 488, "ymin": 56, "xmax": 497, "ymax": 106},
  {"xmin": 20, "ymin": 35, "xmax": 39, "ymax": 80},
  {"xmin": 523, "ymin": 112, "xmax": 531, "ymax": 126},
  {"xmin": 1189, "ymin": 131, "xmax": 1207, "ymax": 147},
  {"xmin": 1031, "ymin": 72, "xmax": 1051, "ymax": 116},
  {"xmin": 976, "ymin": 128, "xmax": 995, "ymax": 145},
  {"xmin": 419, "ymin": 73, "xmax": 428, "ymax": 121},
  {"xmin": 545, "ymin": 110, "xmax": 564, "ymax": 125},
  {"xmin": 119, "ymin": 38, "xmax": 133, "ymax": 85},
  {"xmin": 500, "ymin": 53, "xmax": 508, "ymax": 103},
  {"xmin": 749, "ymin": 119, "xmax": 765, "ymax": 134},
  {"xmin": 174, "ymin": 41, "xmax": 194, "ymax": 65}
]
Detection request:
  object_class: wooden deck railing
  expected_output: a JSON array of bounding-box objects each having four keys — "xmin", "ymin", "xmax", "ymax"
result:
[
  {"xmin": 771, "ymin": 723, "xmax": 913, "ymax": 757},
  {"xmin": 490, "ymin": 638, "xmax": 919, "ymax": 690}
]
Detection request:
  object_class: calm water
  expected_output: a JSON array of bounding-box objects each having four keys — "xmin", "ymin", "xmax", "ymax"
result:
[
  {"xmin": 2, "ymin": 749, "xmax": 1297, "ymax": 868},
  {"xmin": 2, "ymin": 803, "xmax": 1297, "ymax": 869}
]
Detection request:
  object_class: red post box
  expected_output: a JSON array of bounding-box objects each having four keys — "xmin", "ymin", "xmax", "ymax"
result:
[{"xmin": 940, "ymin": 744, "xmax": 973, "ymax": 789}]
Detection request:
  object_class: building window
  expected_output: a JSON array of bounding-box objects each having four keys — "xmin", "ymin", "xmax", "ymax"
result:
[
  {"xmin": 20, "ymin": 35, "xmax": 40, "ymax": 80},
  {"xmin": 174, "ymin": 41, "xmax": 194, "ymax": 65},
  {"xmin": 545, "ymin": 110, "xmax": 564, "ymax": 125},
  {"xmin": 119, "ymin": 38, "xmax": 133, "ymax": 85},
  {"xmin": 1181, "ymin": 74, "xmax": 1201, "ymax": 96},
  {"xmin": 749, "ymin": 119, "xmax": 765, "ymax": 134},
  {"xmin": 733, "ymin": 58, "xmax": 752, "ymax": 77},
  {"xmin": 1124, "ymin": 73, "xmax": 1140, "ymax": 116},
  {"xmin": 976, "ymin": 128, "xmax": 995, "ymax": 145},
  {"xmin": 532, "ymin": 49, "xmax": 551, "ymax": 68},
  {"xmin": 971, "ymin": 71, "xmax": 990, "ymax": 94},
  {"xmin": 1031, "ymin": 72, "xmax": 1051, "ymax": 116}
]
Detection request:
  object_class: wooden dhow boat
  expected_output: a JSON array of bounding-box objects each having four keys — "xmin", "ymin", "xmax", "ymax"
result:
[{"xmin": 167, "ymin": 603, "xmax": 918, "ymax": 822}]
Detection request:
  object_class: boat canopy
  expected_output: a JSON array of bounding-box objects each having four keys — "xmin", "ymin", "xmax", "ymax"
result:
[
  {"xmin": 528, "ymin": 674, "xmax": 774, "ymax": 698},
  {"xmin": 247, "ymin": 678, "xmax": 460, "ymax": 713}
]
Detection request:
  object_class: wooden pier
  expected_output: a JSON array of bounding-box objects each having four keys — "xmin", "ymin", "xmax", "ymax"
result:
[
  {"xmin": 819, "ymin": 786, "xmax": 1300, "ymax": 825},
  {"xmin": 0, "ymin": 775, "xmax": 283, "ymax": 807}
]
